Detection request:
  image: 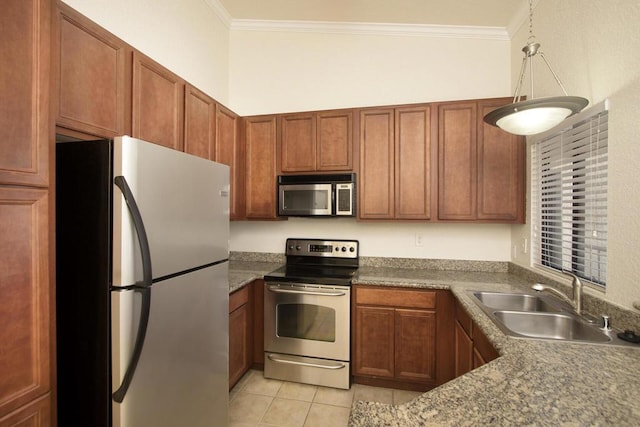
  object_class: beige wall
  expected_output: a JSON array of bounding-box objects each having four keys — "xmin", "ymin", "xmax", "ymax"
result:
[
  {"xmin": 61, "ymin": 0, "xmax": 231, "ymax": 105},
  {"xmin": 228, "ymin": 26, "xmax": 511, "ymax": 115},
  {"xmin": 510, "ymin": 0, "xmax": 640, "ymax": 309}
]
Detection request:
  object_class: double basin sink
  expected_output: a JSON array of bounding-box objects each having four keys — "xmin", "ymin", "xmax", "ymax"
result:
[{"xmin": 468, "ymin": 290, "xmax": 627, "ymax": 345}]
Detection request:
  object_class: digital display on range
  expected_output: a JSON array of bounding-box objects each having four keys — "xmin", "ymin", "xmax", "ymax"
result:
[{"xmin": 309, "ymin": 244, "xmax": 333, "ymax": 253}]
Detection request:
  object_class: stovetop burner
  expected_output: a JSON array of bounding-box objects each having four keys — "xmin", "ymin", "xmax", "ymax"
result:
[{"xmin": 264, "ymin": 238, "xmax": 359, "ymax": 286}]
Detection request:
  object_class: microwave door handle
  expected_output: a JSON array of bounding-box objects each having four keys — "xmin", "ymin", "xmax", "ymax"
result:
[{"xmin": 266, "ymin": 285, "xmax": 346, "ymax": 297}]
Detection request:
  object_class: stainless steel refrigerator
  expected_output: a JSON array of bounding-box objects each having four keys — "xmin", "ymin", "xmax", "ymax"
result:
[{"xmin": 56, "ymin": 136, "xmax": 229, "ymax": 426}]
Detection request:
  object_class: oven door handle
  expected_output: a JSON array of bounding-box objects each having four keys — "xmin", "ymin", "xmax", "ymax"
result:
[
  {"xmin": 266, "ymin": 285, "xmax": 346, "ymax": 297},
  {"xmin": 267, "ymin": 354, "xmax": 347, "ymax": 370}
]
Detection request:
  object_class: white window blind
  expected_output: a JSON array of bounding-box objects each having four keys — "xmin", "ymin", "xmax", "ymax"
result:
[{"xmin": 531, "ymin": 103, "xmax": 608, "ymax": 286}]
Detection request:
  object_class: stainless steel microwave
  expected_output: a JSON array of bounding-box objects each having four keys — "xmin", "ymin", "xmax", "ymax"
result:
[{"xmin": 278, "ymin": 174, "xmax": 356, "ymax": 217}]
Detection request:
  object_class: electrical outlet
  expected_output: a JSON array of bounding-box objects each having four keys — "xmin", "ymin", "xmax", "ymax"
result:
[{"xmin": 415, "ymin": 233, "xmax": 424, "ymax": 247}]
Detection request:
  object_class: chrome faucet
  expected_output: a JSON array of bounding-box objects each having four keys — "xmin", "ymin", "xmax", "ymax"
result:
[{"xmin": 532, "ymin": 271, "xmax": 583, "ymax": 315}]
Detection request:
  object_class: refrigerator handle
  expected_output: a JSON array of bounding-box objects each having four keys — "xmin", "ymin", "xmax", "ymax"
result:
[
  {"xmin": 114, "ymin": 176, "xmax": 153, "ymax": 288},
  {"xmin": 112, "ymin": 287, "xmax": 151, "ymax": 403},
  {"xmin": 112, "ymin": 176, "xmax": 153, "ymax": 403}
]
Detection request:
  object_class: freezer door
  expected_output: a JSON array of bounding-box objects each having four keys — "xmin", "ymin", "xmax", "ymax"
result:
[
  {"xmin": 112, "ymin": 136, "xmax": 230, "ymax": 287},
  {"xmin": 111, "ymin": 262, "xmax": 229, "ymax": 427}
]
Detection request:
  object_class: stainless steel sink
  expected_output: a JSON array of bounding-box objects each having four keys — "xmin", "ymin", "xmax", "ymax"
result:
[
  {"xmin": 467, "ymin": 290, "xmax": 633, "ymax": 346},
  {"xmin": 493, "ymin": 311, "xmax": 611, "ymax": 343},
  {"xmin": 472, "ymin": 291, "xmax": 560, "ymax": 312}
]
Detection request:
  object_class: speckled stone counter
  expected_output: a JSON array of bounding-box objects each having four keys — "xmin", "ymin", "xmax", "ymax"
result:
[
  {"xmin": 348, "ymin": 267, "xmax": 640, "ymax": 426},
  {"xmin": 228, "ymin": 259, "xmax": 281, "ymax": 293}
]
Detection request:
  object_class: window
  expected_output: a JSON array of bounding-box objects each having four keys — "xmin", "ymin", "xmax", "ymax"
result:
[{"xmin": 531, "ymin": 102, "xmax": 608, "ymax": 286}]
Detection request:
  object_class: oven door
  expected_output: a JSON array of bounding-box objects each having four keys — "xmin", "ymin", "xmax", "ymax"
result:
[{"xmin": 264, "ymin": 282, "xmax": 350, "ymax": 361}]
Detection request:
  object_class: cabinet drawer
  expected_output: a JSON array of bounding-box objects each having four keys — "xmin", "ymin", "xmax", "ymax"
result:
[
  {"xmin": 355, "ymin": 287, "xmax": 436, "ymax": 309},
  {"xmin": 229, "ymin": 286, "xmax": 249, "ymax": 313}
]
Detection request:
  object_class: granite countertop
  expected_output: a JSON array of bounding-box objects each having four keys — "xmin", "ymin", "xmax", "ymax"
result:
[
  {"xmin": 349, "ymin": 267, "xmax": 640, "ymax": 426},
  {"xmin": 228, "ymin": 260, "xmax": 282, "ymax": 293},
  {"xmin": 226, "ymin": 258, "xmax": 640, "ymax": 425}
]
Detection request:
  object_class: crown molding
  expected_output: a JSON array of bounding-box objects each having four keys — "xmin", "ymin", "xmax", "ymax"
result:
[
  {"xmin": 230, "ymin": 19, "xmax": 510, "ymax": 40},
  {"xmin": 203, "ymin": 0, "xmax": 232, "ymax": 28}
]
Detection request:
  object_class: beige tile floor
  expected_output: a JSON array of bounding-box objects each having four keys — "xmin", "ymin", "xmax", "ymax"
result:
[{"xmin": 229, "ymin": 370, "xmax": 422, "ymax": 427}]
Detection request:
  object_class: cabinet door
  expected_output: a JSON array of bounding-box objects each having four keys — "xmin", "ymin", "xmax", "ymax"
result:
[
  {"xmin": 0, "ymin": 393, "xmax": 50, "ymax": 427},
  {"xmin": 229, "ymin": 287, "xmax": 251, "ymax": 389},
  {"xmin": 354, "ymin": 306, "xmax": 395, "ymax": 378},
  {"xmin": 215, "ymin": 105, "xmax": 243, "ymax": 220},
  {"xmin": 184, "ymin": 84, "xmax": 216, "ymax": 160},
  {"xmin": 359, "ymin": 109, "xmax": 395, "ymax": 219},
  {"xmin": 438, "ymin": 102, "xmax": 477, "ymax": 220},
  {"xmin": 317, "ymin": 110, "xmax": 353, "ymax": 171},
  {"xmin": 279, "ymin": 113, "xmax": 316, "ymax": 172},
  {"xmin": 0, "ymin": 187, "xmax": 50, "ymax": 419},
  {"xmin": 132, "ymin": 51, "xmax": 184, "ymax": 150},
  {"xmin": 395, "ymin": 106, "xmax": 434, "ymax": 219},
  {"xmin": 454, "ymin": 321, "xmax": 473, "ymax": 377},
  {"xmin": 56, "ymin": 3, "xmax": 129, "ymax": 138},
  {"xmin": 244, "ymin": 116, "xmax": 278, "ymax": 219},
  {"xmin": 395, "ymin": 309, "xmax": 436, "ymax": 382},
  {"xmin": 0, "ymin": 0, "xmax": 50, "ymax": 187},
  {"xmin": 477, "ymin": 98, "xmax": 525, "ymax": 223}
]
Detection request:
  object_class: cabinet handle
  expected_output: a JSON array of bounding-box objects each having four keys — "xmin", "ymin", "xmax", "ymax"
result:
[{"xmin": 267, "ymin": 354, "xmax": 346, "ymax": 370}]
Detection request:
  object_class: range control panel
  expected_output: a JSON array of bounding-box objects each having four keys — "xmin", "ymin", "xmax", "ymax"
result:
[{"xmin": 285, "ymin": 238, "xmax": 359, "ymax": 259}]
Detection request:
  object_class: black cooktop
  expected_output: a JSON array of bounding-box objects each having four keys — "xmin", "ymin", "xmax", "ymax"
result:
[
  {"xmin": 263, "ymin": 264, "xmax": 357, "ymax": 286},
  {"xmin": 264, "ymin": 238, "xmax": 359, "ymax": 286}
]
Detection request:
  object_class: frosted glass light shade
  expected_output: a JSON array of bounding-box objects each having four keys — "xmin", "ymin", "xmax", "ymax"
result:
[{"xmin": 484, "ymin": 96, "xmax": 589, "ymax": 136}]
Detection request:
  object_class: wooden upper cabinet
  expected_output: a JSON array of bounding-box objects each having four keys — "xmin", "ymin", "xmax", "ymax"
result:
[
  {"xmin": 215, "ymin": 105, "xmax": 243, "ymax": 220},
  {"xmin": 55, "ymin": 2, "xmax": 130, "ymax": 139},
  {"xmin": 438, "ymin": 98, "xmax": 525, "ymax": 223},
  {"xmin": 359, "ymin": 106, "xmax": 434, "ymax": 220},
  {"xmin": 359, "ymin": 109, "xmax": 395, "ymax": 219},
  {"xmin": 317, "ymin": 110, "xmax": 353, "ymax": 171},
  {"xmin": 279, "ymin": 113, "xmax": 316, "ymax": 172},
  {"xmin": 0, "ymin": 0, "xmax": 50, "ymax": 187},
  {"xmin": 244, "ymin": 116, "xmax": 278, "ymax": 219},
  {"xmin": 438, "ymin": 101, "xmax": 478, "ymax": 220},
  {"xmin": 279, "ymin": 110, "xmax": 354, "ymax": 173},
  {"xmin": 395, "ymin": 105, "xmax": 434, "ymax": 220},
  {"xmin": 184, "ymin": 84, "xmax": 216, "ymax": 160},
  {"xmin": 0, "ymin": 187, "xmax": 50, "ymax": 420},
  {"xmin": 132, "ymin": 51, "xmax": 185, "ymax": 150},
  {"xmin": 477, "ymin": 98, "xmax": 525, "ymax": 223}
]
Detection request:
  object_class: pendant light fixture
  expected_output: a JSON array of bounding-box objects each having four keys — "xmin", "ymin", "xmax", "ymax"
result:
[{"xmin": 483, "ymin": 0, "xmax": 588, "ymax": 136}]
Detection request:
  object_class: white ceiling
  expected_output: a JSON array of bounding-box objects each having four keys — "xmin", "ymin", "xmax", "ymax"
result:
[{"xmin": 217, "ymin": 0, "xmax": 528, "ymax": 29}]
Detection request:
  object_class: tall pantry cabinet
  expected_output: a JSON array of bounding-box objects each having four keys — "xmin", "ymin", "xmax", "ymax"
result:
[{"xmin": 0, "ymin": 0, "xmax": 54, "ymax": 425}]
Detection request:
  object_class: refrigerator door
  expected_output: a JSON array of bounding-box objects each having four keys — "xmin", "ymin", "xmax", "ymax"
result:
[
  {"xmin": 112, "ymin": 136, "xmax": 230, "ymax": 287},
  {"xmin": 111, "ymin": 262, "xmax": 229, "ymax": 427}
]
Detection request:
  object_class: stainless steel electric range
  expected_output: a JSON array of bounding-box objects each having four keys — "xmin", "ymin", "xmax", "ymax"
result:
[{"xmin": 263, "ymin": 238, "xmax": 359, "ymax": 389}]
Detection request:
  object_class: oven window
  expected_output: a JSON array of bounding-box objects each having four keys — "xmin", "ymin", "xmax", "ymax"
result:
[{"xmin": 276, "ymin": 303, "xmax": 335, "ymax": 342}]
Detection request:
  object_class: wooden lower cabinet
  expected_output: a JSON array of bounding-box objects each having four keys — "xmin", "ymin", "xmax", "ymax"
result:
[
  {"xmin": 229, "ymin": 286, "xmax": 252, "ymax": 389},
  {"xmin": 0, "ymin": 188, "xmax": 50, "ymax": 422},
  {"xmin": 0, "ymin": 394, "xmax": 51, "ymax": 427},
  {"xmin": 228, "ymin": 279, "xmax": 265, "ymax": 389},
  {"xmin": 454, "ymin": 300, "xmax": 499, "ymax": 377},
  {"xmin": 353, "ymin": 286, "xmax": 454, "ymax": 390}
]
